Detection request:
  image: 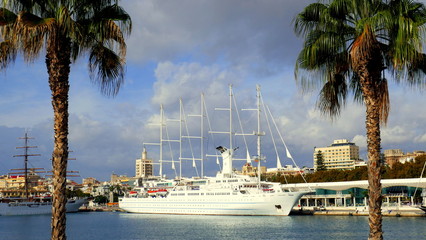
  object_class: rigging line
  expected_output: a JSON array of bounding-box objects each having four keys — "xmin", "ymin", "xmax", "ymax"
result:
[
  {"xmin": 263, "ymin": 100, "xmax": 310, "ymax": 189},
  {"xmin": 164, "ymin": 117, "xmax": 178, "ymax": 178},
  {"xmin": 413, "ymin": 159, "xmax": 426, "ymax": 200},
  {"xmin": 232, "ymin": 91, "xmax": 251, "ymax": 162},
  {"xmin": 204, "ymin": 97, "xmax": 222, "ymax": 171},
  {"xmin": 181, "ymin": 100, "xmax": 199, "ymax": 178},
  {"xmin": 260, "ymin": 98, "xmax": 289, "ymax": 184}
]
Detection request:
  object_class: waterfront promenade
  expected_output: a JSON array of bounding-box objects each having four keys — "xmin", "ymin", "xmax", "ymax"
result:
[
  {"xmin": 79, "ymin": 203, "xmax": 425, "ymax": 217},
  {"xmin": 292, "ymin": 205, "xmax": 426, "ymax": 217}
]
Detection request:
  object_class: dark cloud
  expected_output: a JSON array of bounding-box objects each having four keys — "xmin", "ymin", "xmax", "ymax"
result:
[{"xmin": 123, "ymin": 0, "xmax": 314, "ymax": 70}]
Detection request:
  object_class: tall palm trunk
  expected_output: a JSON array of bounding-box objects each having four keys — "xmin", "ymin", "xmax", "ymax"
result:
[
  {"xmin": 365, "ymin": 89, "xmax": 383, "ymax": 240},
  {"xmin": 350, "ymin": 26, "xmax": 383, "ymax": 240},
  {"xmin": 46, "ymin": 29, "xmax": 71, "ymax": 240}
]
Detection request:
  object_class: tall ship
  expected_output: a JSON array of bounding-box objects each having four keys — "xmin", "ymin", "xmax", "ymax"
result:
[
  {"xmin": 119, "ymin": 85, "xmax": 310, "ymax": 216},
  {"xmin": 0, "ymin": 132, "xmax": 86, "ymax": 216}
]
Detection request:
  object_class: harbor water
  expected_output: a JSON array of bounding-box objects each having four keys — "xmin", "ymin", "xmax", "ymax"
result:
[{"xmin": 1, "ymin": 212, "xmax": 425, "ymax": 240}]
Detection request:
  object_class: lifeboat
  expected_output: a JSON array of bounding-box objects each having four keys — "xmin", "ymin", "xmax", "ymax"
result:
[
  {"xmin": 148, "ymin": 189, "xmax": 167, "ymax": 194},
  {"xmin": 147, "ymin": 189, "xmax": 168, "ymax": 196}
]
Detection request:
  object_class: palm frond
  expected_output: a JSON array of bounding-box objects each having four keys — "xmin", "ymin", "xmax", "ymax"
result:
[
  {"xmin": 350, "ymin": 73, "xmax": 363, "ymax": 103},
  {"xmin": 0, "ymin": 8, "xmax": 17, "ymax": 26},
  {"xmin": 57, "ymin": 5, "xmax": 75, "ymax": 36},
  {"xmin": 97, "ymin": 4, "xmax": 132, "ymax": 36},
  {"xmin": 75, "ymin": 3, "xmax": 131, "ymax": 60},
  {"xmin": 317, "ymin": 72, "xmax": 348, "ymax": 118},
  {"xmin": 16, "ymin": 11, "xmax": 55, "ymax": 62},
  {"xmin": 0, "ymin": 40, "xmax": 17, "ymax": 70},
  {"xmin": 294, "ymin": 3, "xmax": 327, "ymax": 37},
  {"xmin": 405, "ymin": 53, "xmax": 426, "ymax": 88},
  {"xmin": 88, "ymin": 43, "xmax": 124, "ymax": 97},
  {"xmin": 329, "ymin": 0, "xmax": 351, "ymax": 20},
  {"xmin": 377, "ymin": 77, "xmax": 389, "ymax": 125}
]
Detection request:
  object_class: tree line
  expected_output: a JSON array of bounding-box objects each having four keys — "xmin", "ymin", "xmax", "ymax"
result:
[{"xmin": 268, "ymin": 155, "xmax": 426, "ymax": 184}]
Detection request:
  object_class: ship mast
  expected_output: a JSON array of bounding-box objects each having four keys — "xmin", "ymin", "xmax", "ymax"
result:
[
  {"xmin": 144, "ymin": 104, "xmax": 166, "ymax": 178},
  {"xmin": 200, "ymin": 93, "xmax": 205, "ymax": 178},
  {"xmin": 255, "ymin": 85, "xmax": 265, "ymax": 188},
  {"xmin": 184, "ymin": 93, "xmax": 206, "ymax": 178},
  {"xmin": 208, "ymin": 84, "xmax": 235, "ymax": 177},
  {"xmin": 12, "ymin": 132, "xmax": 42, "ymax": 199},
  {"xmin": 229, "ymin": 85, "xmax": 233, "ymax": 154}
]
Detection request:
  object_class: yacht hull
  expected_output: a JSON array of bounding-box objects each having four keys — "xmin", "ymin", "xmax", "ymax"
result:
[
  {"xmin": 119, "ymin": 192, "xmax": 305, "ymax": 216},
  {"xmin": 0, "ymin": 198, "xmax": 86, "ymax": 216}
]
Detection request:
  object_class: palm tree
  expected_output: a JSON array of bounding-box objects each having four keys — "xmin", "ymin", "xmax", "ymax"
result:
[
  {"xmin": 0, "ymin": 1, "xmax": 131, "ymax": 239},
  {"xmin": 294, "ymin": 0, "xmax": 426, "ymax": 239}
]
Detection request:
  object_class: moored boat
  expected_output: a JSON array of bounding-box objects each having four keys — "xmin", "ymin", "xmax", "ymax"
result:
[
  {"xmin": 0, "ymin": 132, "xmax": 86, "ymax": 216},
  {"xmin": 119, "ymin": 85, "xmax": 310, "ymax": 215},
  {"xmin": 0, "ymin": 198, "xmax": 87, "ymax": 216}
]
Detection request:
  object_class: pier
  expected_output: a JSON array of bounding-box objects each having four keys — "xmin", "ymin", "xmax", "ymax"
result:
[{"xmin": 291, "ymin": 205, "xmax": 425, "ymax": 217}]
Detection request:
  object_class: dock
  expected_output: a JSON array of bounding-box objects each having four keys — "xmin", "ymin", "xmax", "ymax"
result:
[{"xmin": 291, "ymin": 206, "xmax": 426, "ymax": 217}]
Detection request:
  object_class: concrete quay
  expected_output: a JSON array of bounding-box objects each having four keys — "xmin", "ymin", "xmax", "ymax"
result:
[
  {"xmin": 291, "ymin": 206, "xmax": 426, "ymax": 217},
  {"xmin": 79, "ymin": 205, "xmax": 124, "ymax": 212}
]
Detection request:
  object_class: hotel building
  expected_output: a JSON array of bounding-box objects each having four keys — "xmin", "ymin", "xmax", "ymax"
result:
[{"xmin": 313, "ymin": 139, "xmax": 360, "ymax": 171}]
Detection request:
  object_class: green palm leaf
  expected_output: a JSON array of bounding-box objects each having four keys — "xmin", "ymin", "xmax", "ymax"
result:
[
  {"xmin": 89, "ymin": 43, "xmax": 124, "ymax": 97},
  {"xmin": 294, "ymin": 1, "xmax": 426, "ymax": 238}
]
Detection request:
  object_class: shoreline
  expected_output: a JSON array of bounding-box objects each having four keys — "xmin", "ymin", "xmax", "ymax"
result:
[
  {"xmin": 78, "ymin": 206, "xmax": 124, "ymax": 212},
  {"xmin": 291, "ymin": 206, "xmax": 426, "ymax": 217}
]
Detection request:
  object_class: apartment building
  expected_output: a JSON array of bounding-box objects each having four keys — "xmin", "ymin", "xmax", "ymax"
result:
[
  {"xmin": 313, "ymin": 139, "xmax": 360, "ymax": 171},
  {"xmin": 384, "ymin": 149, "xmax": 426, "ymax": 167}
]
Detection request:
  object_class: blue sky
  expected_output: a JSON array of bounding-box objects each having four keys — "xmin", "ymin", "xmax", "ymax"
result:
[{"xmin": 0, "ymin": 0, "xmax": 425, "ymax": 182}]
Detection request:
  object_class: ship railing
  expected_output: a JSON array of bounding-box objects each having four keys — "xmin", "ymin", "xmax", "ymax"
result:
[{"xmin": 8, "ymin": 202, "xmax": 51, "ymax": 207}]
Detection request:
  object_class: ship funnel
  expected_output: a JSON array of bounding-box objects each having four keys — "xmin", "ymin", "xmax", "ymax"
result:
[{"xmin": 217, "ymin": 146, "xmax": 234, "ymax": 176}]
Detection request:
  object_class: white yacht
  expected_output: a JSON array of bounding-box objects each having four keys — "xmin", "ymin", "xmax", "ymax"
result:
[
  {"xmin": 119, "ymin": 85, "xmax": 309, "ymax": 216},
  {"xmin": 119, "ymin": 147, "xmax": 306, "ymax": 215}
]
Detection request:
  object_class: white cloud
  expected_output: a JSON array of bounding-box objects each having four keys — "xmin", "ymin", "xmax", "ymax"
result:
[
  {"xmin": 382, "ymin": 125, "xmax": 412, "ymax": 144},
  {"xmin": 352, "ymin": 135, "xmax": 367, "ymax": 150},
  {"xmin": 152, "ymin": 62, "xmax": 240, "ymax": 107}
]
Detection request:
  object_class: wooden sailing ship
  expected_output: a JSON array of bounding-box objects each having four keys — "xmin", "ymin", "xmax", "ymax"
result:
[{"xmin": 0, "ymin": 132, "xmax": 86, "ymax": 215}]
